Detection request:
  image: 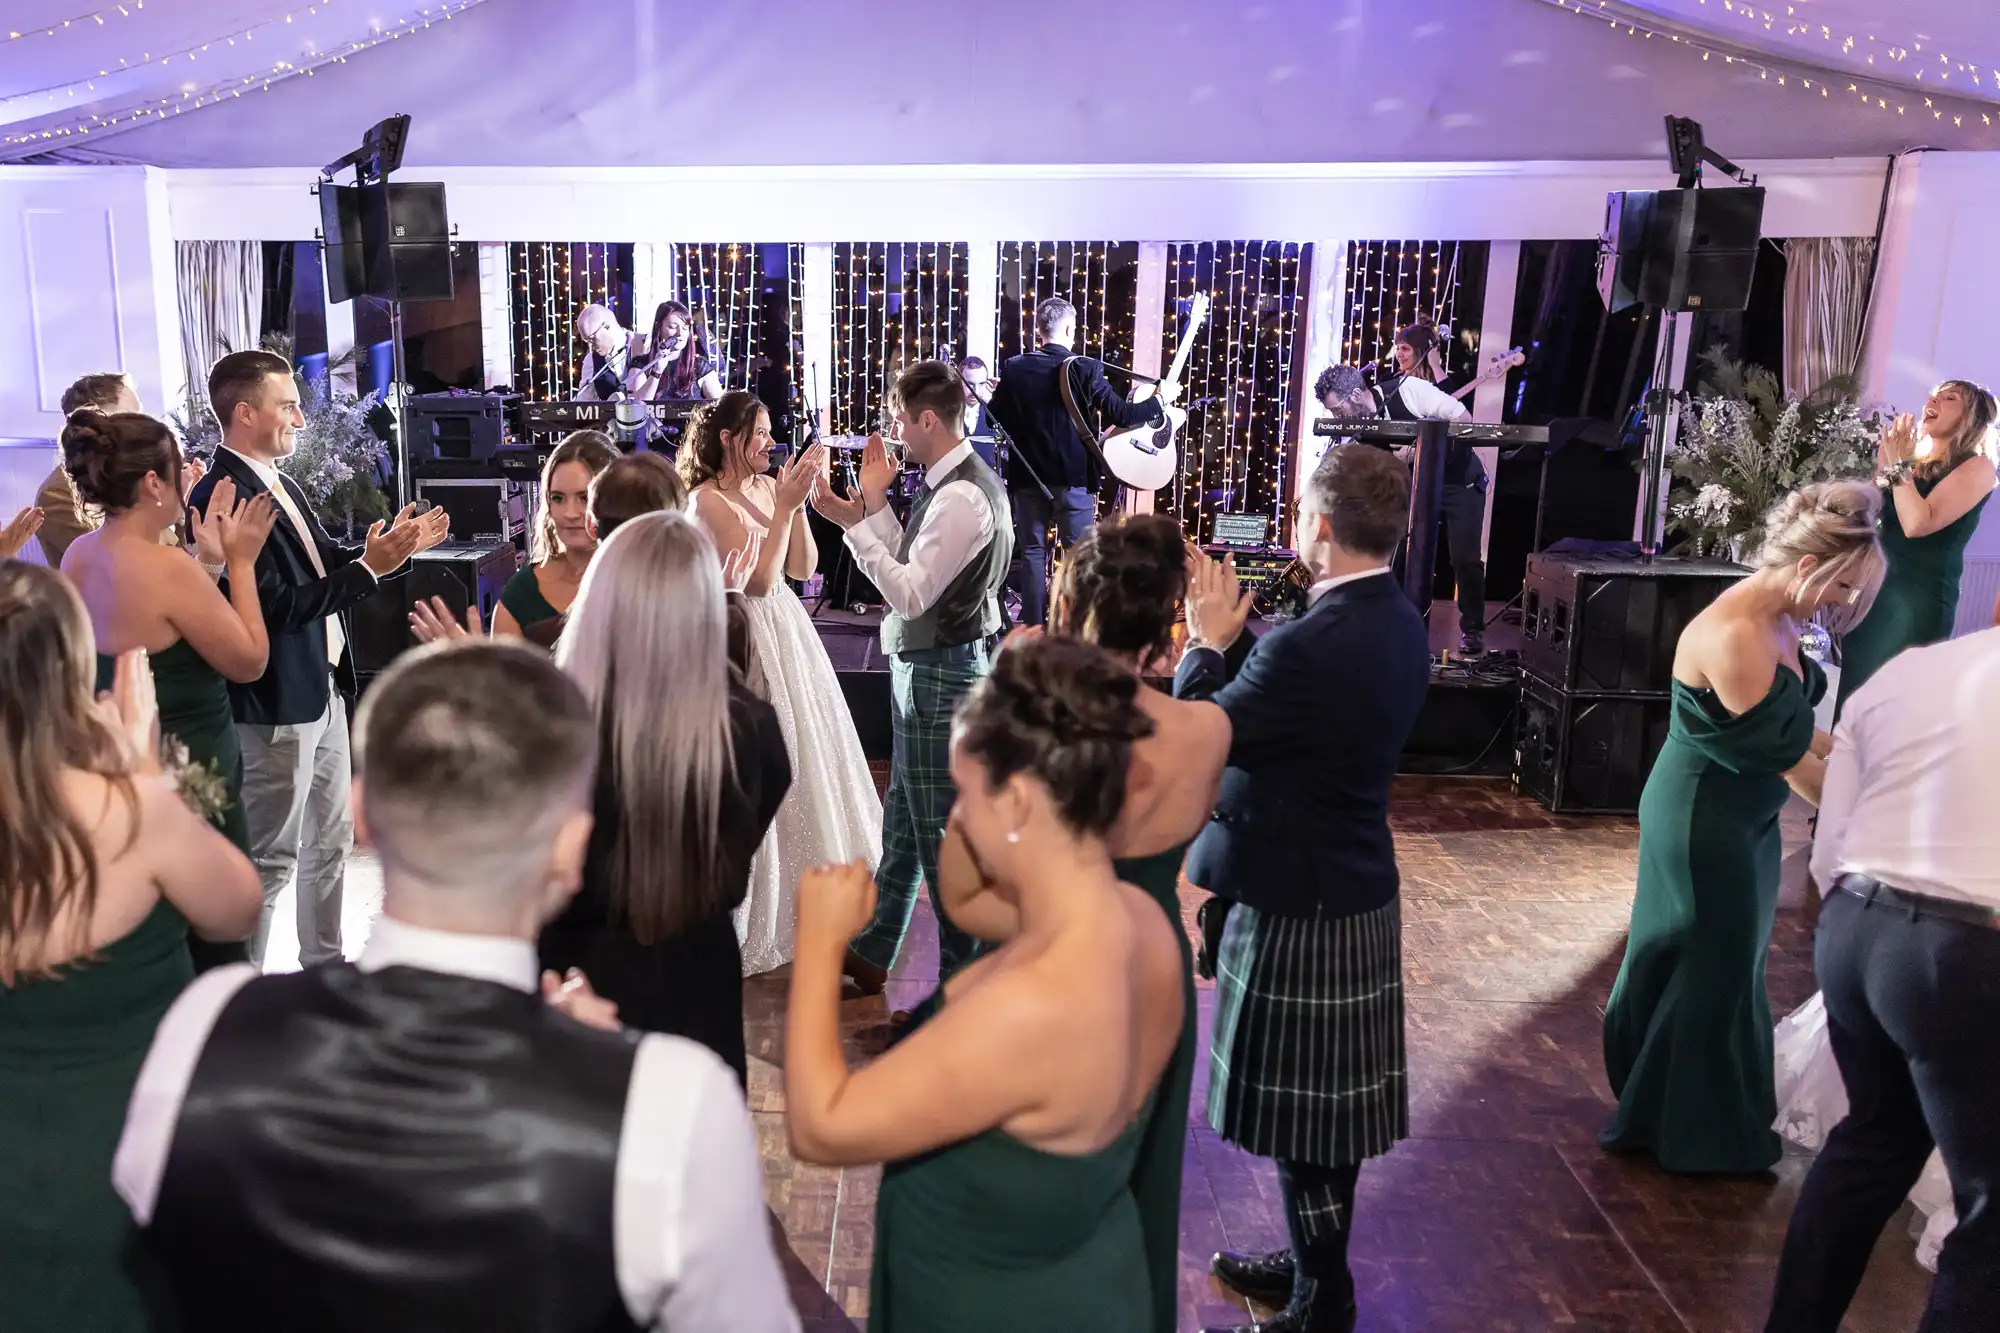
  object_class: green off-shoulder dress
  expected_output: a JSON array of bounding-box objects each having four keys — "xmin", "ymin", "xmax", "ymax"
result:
[
  {"xmin": 1600, "ymin": 654, "xmax": 1823, "ymax": 1174},
  {"xmin": 1833, "ymin": 471, "xmax": 1988, "ymax": 718}
]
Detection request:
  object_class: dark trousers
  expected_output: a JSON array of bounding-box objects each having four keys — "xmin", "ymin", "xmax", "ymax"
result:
[
  {"xmin": 1439, "ymin": 479, "xmax": 1487, "ymax": 637},
  {"xmin": 1766, "ymin": 885, "xmax": 2000, "ymax": 1333},
  {"xmin": 1006, "ymin": 483, "xmax": 1097, "ymax": 627},
  {"xmin": 1279, "ymin": 1157, "xmax": 1362, "ymax": 1317}
]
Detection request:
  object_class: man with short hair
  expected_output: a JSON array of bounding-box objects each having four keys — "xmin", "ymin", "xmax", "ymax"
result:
[
  {"xmin": 988, "ymin": 296, "xmax": 1176, "ymax": 626},
  {"xmin": 191, "ymin": 349, "xmax": 448, "ymax": 966},
  {"xmin": 113, "ymin": 641, "xmax": 798, "ymax": 1332},
  {"xmin": 1177, "ymin": 444, "xmax": 1432, "ymax": 1333},
  {"xmin": 573, "ymin": 303, "xmax": 638, "ymax": 402},
  {"xmin": 1764, "ymin": 627, "xmax": 2000, "ymax": 1333},
  {"xmin": 811, "ymin": 359, "xmax": 1012, "ymax": 989},
  {"xmin": 957, "ymin": 353, "xmax": 997, "ymax": 467},
  {"xmin": 35, "ymin": 372, "xmax": 141, "ymax": 566}
]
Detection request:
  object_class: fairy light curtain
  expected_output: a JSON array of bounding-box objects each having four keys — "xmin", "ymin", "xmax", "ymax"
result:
[
  {"xmin": 667, "ymin": 243, "xmax": 802, "ymax": 391},
  {"xmin": 506, "ymin": 242, "xmax": 633, "ymax": 401},
  {"xmin": 1163, "ymin": 241, "xmax": 1310, "ymax": 544},
  {"xmin": 830, "ymin": 242, "xmax": 969, "ymax": 435},
  {"xmin": 1339, "ymin": 241, "xmax": 1473, "ymax": 377},
  {"xmin": 994, "ymin": 242, "xmax": 1139, "ymax": 368}
]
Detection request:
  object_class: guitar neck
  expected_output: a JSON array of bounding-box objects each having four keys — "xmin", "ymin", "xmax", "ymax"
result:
[
  {"xmin": 1160, "ymin": 309, "xmax": 1207, "ymax": 388},
  {"xmin": 1450, "ymin": 358, "xmax": 1520, "ymax": 401}
]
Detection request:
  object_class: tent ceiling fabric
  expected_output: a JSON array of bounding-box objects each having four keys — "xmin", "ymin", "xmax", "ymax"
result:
[{"xmin": 2, "ymin": 0, "xmax": 1995, "ymax": 167}]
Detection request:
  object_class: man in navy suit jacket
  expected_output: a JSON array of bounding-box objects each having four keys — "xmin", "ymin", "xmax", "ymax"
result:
[
  {"xmin": 189, "ymin": 350, "xmax": 448, "ymax": 968},
  {"xmin": 1175, "ymin": 444, "xmax": 1430, "ymax": 1333}
]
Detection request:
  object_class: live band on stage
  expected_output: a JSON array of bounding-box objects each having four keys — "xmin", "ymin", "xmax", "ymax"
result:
[{"xmin": 404, "ymin": 294, "xmax": 1546, "ymax": 656}]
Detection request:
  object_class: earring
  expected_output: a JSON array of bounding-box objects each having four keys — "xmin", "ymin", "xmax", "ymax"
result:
[{"xmin": 1005, "ymin": 829, "xmax": 1021, "ymax": 845}]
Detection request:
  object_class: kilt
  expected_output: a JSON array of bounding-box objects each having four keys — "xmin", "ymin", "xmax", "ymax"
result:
[{"xmin": 1205, "ymin": 897, "xmax": 1407, "ymax": 1167}]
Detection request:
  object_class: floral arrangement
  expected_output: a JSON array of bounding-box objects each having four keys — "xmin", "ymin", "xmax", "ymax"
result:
[
  {"xmin": 1667, "ymin": 349, "xmax": 1882, "ymax": 560},
  {"xmin": 170, "ymin": 333, "xmax": 392, "ymax": 541},
  {"xmin": 162, "ymin": 736, "xmax": 232, "ymax": 826}
]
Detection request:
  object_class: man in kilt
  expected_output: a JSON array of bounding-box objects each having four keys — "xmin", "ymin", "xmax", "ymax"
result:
[
  {"xmin": 811, "ymin": 360, "xmax": 1013, "ymax": 992},
  {"xmin": 1176, "ymin": 444, "xmax": 1431, "ymax": 1333}
]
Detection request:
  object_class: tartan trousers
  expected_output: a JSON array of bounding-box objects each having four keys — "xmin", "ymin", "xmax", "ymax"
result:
[{"xmin": 850, "ymin": 644, "xmax": 995, "ymax": 977}]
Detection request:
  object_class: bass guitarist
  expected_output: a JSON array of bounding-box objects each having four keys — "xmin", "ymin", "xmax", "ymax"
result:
[{"xmin": 989, "ymin": 296, "xmax": 1180, "ymax": 626}]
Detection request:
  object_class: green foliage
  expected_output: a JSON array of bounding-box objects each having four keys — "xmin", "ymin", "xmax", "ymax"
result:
[
  {"xmin": 1667, "ymin": 348, "xmax": 1881, "ymax": 558},
  {"xmin": 169, "ymin": 332, "xmax": 391, "ymax": 540}
]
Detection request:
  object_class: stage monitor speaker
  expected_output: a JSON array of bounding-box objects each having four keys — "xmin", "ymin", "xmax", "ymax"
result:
[
  {"xmin": 1597, "ymin": 191, "xmax": 1652, "ymax": 313},
  {"xmin": 348, "ymin": 540, "xmax": 517, "ymax": 679},
  {"xmin": 1513, "ymin": 675, "xmax": 1671, "ymax": 815},
  {"xmin": 1520, "ymin": 551, "xmax": 1745, "ymax": 695},
  {"xmin": 408, "ymin": 391, "xmax": 511, "ymax": 464},
  {"xmin": 320, "ymin": 181, "xmax": 454, "ymax": 304},
  {"xmin": 1597, "ymin": 187, "xmax": 1764, "ymax": 314}
]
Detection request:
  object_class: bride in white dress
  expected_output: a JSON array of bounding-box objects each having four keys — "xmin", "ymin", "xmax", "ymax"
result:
[
  {"xmin": 684, "ymin": 391, "xmax": 883, "ymax": 974},
  {"xmin": 1774, "ymin": 992, "xmax": 1957, "ymax": 1271}
]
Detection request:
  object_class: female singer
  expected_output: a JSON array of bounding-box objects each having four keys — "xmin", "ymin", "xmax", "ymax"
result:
[
  {"xmin": 492, "ymin": 431, "xmax": 619, "ymax": 641},
  {"xmin": 630, "ymin": 300, "xmax": 724, "ymax": 402},
  {"xmin": 1832, "ymin": 379, "xmax": 1997, "ymax": 716},
  {"xmin": 1601, "ymin": 481, "xmax": 1884, "ymax": 1175},
  {"xmin": 58, "ymin": 410, "xmax": 277, "ymax": 968},
  {"xmin": 787, "ymin": 635, "xmax": 1184, "ymax": 1332},
  {"xmin": 541, "ymin": 512, "xmax": 791, "ymax": 1087},
  {"xmin": 0, "ymin": 563, "xmax": 261, "ymax": 1333},
  {"xmin": 683, "ymin": 391, "xmax": 879, "ymax": 975}
]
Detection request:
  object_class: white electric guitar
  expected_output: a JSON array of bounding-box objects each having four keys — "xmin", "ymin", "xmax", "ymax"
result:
[
  {"xmin": 1082, "ymin": 293, "xmax": 1210, "ymax": 493},
  {"xmin": 1448, "ymin": 346, "xmax": 1527, "ymax": 401}
]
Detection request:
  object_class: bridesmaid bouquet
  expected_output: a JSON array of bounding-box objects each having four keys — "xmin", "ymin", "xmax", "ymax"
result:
[
  {"xmin": 161, "ymin": 736, "xmax": 232, "ymax": 827},
  {"xmin": 1667, "ymin": 350, "xmax": 1882, "ymax": 560}
]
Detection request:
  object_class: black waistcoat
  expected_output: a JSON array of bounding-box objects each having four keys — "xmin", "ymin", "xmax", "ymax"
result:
[
  {"xmin": 147, "ymin": 964, "xmax": 644, "ymax": 1333},
  {"xmin": 1377, "ymin": 376, "xmax": 1476, "ymax": 486}
]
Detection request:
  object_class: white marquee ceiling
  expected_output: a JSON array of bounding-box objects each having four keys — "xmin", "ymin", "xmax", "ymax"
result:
[{"xmin": 1, "ymin": 0, "xmax": 1994, "ymax": 166}]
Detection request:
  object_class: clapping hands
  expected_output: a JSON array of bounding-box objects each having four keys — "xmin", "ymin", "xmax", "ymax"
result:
[
  {"xmin": 797, "ymin": 859, "xmax": 879, "ymax": 954},
  {"xmin": 192, "ymin": 479, "xmax": 279, "ymax": 569},
  {"xmin": 1880, "ymin": 413, "xmax": 1920, "ymax": 467},
  {"xmin": 362, "ymin": 503, "xmax": 452, "ymax": 577},
  {"xmin": 1184, "ymin": 544, "xmax": 1253, "ymax": 652},
  {"xmin": 773, "ymin": 440, "xmax": 828, "ymax": 514},
  {"xmin": 542, "ymin": 968, "xmax": 621, "ymax": 1032},
  {"xmin": 96, "ymin": 649, "xmax": 163, "ymax": 778},
  {"xmin": 1, "ymin": 506, "xmax": 45, "ymax": 560},
  {"xmin": 408, "ymin": 595, "xmax": 484, "ymax": 644}
]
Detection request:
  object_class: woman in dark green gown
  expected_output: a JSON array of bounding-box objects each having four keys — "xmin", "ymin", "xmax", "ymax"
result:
[
  {"xmin": 1602, "ymin": 482, "xmax": 1886, "ymax": 1174},
  {"xmin": 56, "ymin": 410, "xmax": 278, "ymax": 968},
  {"xmin": 493, "ymin": 431, "xmax": 617, "ymax": 642},
  {"xmin": 1832, "ymin": 380, "xmax": 1997, "ymax": 718},
  {"xmin": 786, "ymin": 637, "xmax": 1188, "ymax": 1333}
]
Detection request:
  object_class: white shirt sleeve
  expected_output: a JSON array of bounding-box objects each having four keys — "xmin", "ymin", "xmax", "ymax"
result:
[
  {"xmin": 111, "ymin": 962, "xmax": 261, "ymax": 1225},
  {"xmin": 1399, "ymin": 378, "xmax": 1470, "ymax": 422},
  {"xmin": 1810, "ymin": 682, "xmax": 1875, "ymax": 891},
  {"xmin": 842, "ymin": 479, "xmax": 995, "ymax": 620},
  {"xmin": 617, "ymin": 1035, "xmax": 799, "ymax": 1333}
]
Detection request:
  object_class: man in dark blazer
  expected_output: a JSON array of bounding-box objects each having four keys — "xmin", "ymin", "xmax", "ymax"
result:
[
  {"xmin": 1176, "ymin": 443, "xmax": 1431, "ymax": 1333},
  {"xmin": 987, "ymin": 296, "xmax": 1176, "ymax": 626},
  {"xmin": 190, "ymin": 350, "xmax": 448, "ymax": 967}
]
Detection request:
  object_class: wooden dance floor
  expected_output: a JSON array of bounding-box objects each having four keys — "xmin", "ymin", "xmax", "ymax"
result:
[{"xmin": 740, "ymin": 776, "xmax": 1937, "ymax": 1332}]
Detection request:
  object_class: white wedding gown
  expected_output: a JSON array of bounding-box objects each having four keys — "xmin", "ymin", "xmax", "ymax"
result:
[
  {"xmin": 1773, "ymin": 993, "xmax": 1957, "ymax": 1271},
  {"xmin": 699, "ymin": 480, "xmax": 883, "ymax": 975}
]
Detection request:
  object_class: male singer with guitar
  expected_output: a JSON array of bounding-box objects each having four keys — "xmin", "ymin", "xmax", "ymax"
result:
[
  {"xmin": 1318, "ymin": 322, "xmax": 1494, "ymax": 657},
  {"xmin": 989, "ymin": 297, "xmax": 1180, "ymax": 626}
]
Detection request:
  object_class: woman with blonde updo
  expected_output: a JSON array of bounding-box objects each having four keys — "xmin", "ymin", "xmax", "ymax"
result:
[
  {"xmin": 1602, "ymin": 481, "xmax": 1885, "ymax": 1175},
  {"xmin": 1833, "ymin": 378, "xmax": 1997, "ymax": 717}
]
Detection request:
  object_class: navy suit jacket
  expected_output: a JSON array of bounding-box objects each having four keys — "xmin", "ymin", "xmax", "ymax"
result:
[
  {"xmin": 1173, "ymin": 572, "xmax": 1430, "ymax": 920},
  {"xmin": 189, "ymin": 449, "xmax": 386, "ymax": 727},
  {"xmin": 988, "ymin": 343, "xmax": 1163, "ymax": 493}
]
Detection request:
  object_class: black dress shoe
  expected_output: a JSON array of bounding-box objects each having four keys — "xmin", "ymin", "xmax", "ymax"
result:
[
  {"xmin": 1201, "ymin": 1292, "xmax": 1356, "ymax": 1333},
  {"xmin": 1211, "ymin": 1248, "xmax": 1294, "ymax": 1305},
  {"xmin": 841, "ymin": 947, "xmax": 889, "ymax": 997}
]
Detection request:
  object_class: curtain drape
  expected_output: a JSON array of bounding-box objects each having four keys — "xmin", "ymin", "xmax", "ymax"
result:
[
  {"xmin": 1782, "ymin": 236, "xmax": 1874, "ymax": 397},
  {"xmin": 176, "ymin": 241, "xmax": 265, "ymax": 406}
]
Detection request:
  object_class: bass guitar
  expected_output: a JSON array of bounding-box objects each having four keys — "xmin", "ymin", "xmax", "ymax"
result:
[
  {"xmin": 1063, "ymin": 293, "xmax": 1210, "ymax": 493},
  {"xmin": 1449, "ymin": 346, "xmax": 1526, "ymax": 401}
]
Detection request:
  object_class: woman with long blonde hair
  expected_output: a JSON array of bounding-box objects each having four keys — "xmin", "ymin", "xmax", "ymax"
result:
[
  {"xmin": 1602, "ymin": 481, "xmax": 1885, "ymax": 1175},
  {"xmin": 1834, "ymin": 378, "xmax": 1997, "ymax": 715},
  {"xmin": 0, "ymin": 563, "xmax": 261, "ymax": 1333},
  {"xmin": 541, "ymin": 511, "xmax": 792, "ymax": 1088}
]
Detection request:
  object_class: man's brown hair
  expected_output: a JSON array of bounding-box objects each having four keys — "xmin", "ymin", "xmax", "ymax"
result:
[
  {"xmin": 892, "ymin": 360, "xmax": 965, "ymax": 438},
  {"xmin": 1305, "ymin": 444, "xmax": 1410, "ymax": 561},
  {"xmin": 207, "ymin": 350, "xmax": 293, "ymax": 432},
  {"xmin": 589, "ymin": 452, "xmax": 687, "ymax": 541},
  {"xmin": 59, "ymin": 373, "xmax": 130, "ymax": 417}
]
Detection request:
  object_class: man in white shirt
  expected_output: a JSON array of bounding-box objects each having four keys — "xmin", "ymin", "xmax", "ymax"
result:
[
  {"xmin": 1766, "ymin": 626, "xmax": 2000, "ymax": 1333},
  {"xmin": 191, "ymin": 351, "xmax": 448, "ymax": 967},
  {"xmin": 113, "ymin": 641, "xmax": 797, "ymax": 1333},
  {"xmin": 573, "ymin": 303, "xmax": 639, "ymax": 403},
  {"xmin": 810, "ymin": 360, "xmax": 1012, "ymax": 991}
]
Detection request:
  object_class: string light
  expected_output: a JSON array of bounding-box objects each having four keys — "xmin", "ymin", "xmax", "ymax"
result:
[
  {"xmin": 3, "ymin": 0, "xmax": 488, "ymax": 149},
  {"xmin": 1688, "ymin": 0, "xmax": 2000, "ymax": 93},
  {"xmin": 1526, "ymin": 0, "xmax": 1998, "ymax": 130},
  {"xmin": 832, "ymin": 242, "xmax": 968, "ymax": 433},
  {"xmin": 5, "ymin": 1, "xmax": 149, "ymax": 46}
]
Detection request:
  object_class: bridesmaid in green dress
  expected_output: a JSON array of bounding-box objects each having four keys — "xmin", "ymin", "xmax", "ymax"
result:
[
  {"xmin": 1833, "ymin": 379, "xmax": 1997, "ymax": 717},
  {"xmin": 57, "ymin": 410, "xmax": 278, "ymax": 969},
  {"xmin": 0, "ymin": 564, "xmax": 264, "ymax": 1333},
  {"xmin": 493, "ymin": 431, "xmax": 618, "ymax": 642},
  {"xmin": 1602, "ymin": 482, "xmax": 1885, "ymax": 1174},
  {"xmin": 787, "ymin": 637, "xmax": 1186, "ymax": 1333}
]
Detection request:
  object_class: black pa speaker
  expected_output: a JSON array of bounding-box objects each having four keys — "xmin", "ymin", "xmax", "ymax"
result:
[
  {"xmin": 1513, "ymin": 675, "xmax": 1672, "ymax": 815},
  {"xmin": 320, "ymin": 181, "xmax": 454, "ymax": 304},
  {"xmin": 1597, "ymin": 187, "xmax": 1764, "ymax": 314},
  {"xmin": 1520, "ymin": 551, "xmax": 1745, "ymax": 695}
]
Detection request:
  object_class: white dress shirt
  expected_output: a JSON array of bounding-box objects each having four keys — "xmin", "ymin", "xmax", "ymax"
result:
[
  {"xmin": 111, "ymin": 916, "xmax": 799, "ymax": 1333},
  {"xmin": 217, "ymin": 445, "xmax": 371, "ymax": 668},
  {"xmin": 1391, "ymin": 376, "xmax": 1470, "ymax": 422},
  {"xmin": 1811, "ymin": 626, "xmax": 2000, "ymax": 909},
  {"xmin": 844, "ymin": 439, "xmax": 997, "ymax": 620}
]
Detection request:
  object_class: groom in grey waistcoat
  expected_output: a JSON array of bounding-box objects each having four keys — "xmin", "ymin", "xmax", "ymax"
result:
[{"xmin": 810, "ymin": 360, "xmax": 1013, "ymax": 992}]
